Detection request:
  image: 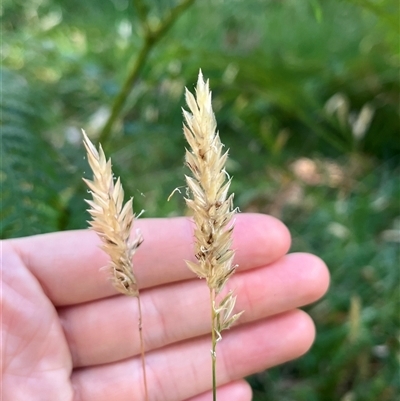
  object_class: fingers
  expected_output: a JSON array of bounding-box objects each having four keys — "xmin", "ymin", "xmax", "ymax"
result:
[
  {"xmin": 11, "ymin": 214, "xmax": 291, "ymax": 306},
  {"xmin": 71, "ymin": 310, "xmax": 315, "ymax": 401},
  {"xmin": 60, "ymin": 253, "xmax": 329, "ymax": 367},
  {"xmin": 185, "ymin": 380, "xmax": 252, "ymax": 401}
]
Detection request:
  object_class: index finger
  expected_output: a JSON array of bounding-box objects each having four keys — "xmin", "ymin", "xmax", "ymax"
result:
[{"xmin": 9, "ymin": 213, "xmax": 290, "ymax": 306}]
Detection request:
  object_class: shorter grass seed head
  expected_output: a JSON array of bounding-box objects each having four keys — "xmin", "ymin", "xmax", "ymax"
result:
[{"xmin": 82, "ymin": 130, "xmax": 143, "ymax": 297}]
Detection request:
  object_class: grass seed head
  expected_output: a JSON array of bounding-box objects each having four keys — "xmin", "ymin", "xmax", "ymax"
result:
[
  {"xmin": 183, "ymin": 70, "xmax": 237, "ymax": 294},
  {"xmin": 82, "ymin": 130, "xmax": 142, "ymax": 297},
  {"xmin": 183, "ymin": 70, "xmax": 244, "ymax": 399}
]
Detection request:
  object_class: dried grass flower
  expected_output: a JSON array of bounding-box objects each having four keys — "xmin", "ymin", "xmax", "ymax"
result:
[
  {"xmin": 183, "ymin": 70, "xmax": 243, "ymax": 400},
  {"xmin": 82, "ymin": 130, "xmax": 143, "ymax": 296},
  {"xmin": 82, "ymin": 130, "xmax": 148, "ymax": 400}
]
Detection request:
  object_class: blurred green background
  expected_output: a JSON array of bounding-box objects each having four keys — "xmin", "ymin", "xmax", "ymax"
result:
[{"xmin": 1, "ymin": 0, "xmax": 399, "ymax": 399}]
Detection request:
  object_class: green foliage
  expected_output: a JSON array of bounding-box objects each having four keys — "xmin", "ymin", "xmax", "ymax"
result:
[
  {"xmin": 247, "ymin": 159, "xmax": 399, "ymax": 401},
  {"xmin": 0, "ymin": 69, "xmax": 67, "ymax": 237},
  {"xmin": 1, "ymin": 0, "xmax": 399, "ymax": 399},
  {"xmin": 286, "ymin": 161, "xmax": 399, "ymax": 401}
]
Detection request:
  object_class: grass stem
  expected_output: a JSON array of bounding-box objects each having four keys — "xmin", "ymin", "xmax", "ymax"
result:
[
  {"xmin": 137, "ymin": 296, "xmax": 149, "ymax": 401},
  {"xmin": 210, "ymin": 288, "xmax": 217, "ymax": 401}
]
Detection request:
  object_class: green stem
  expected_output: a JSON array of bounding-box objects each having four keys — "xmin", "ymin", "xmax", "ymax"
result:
[
  {"xmin": 97, "ymin": 40, "xmax": 152, "ymax": 145},
  {"xmin": 133, "ymin": 0, "xmax": 150, "ymax": 32},
  {"xmin": 98, "ymin": 0, "xmax": 196, "ymax": 147},
  {"xmin": 210, "ymin": 288, "xmax": 217, "ymax": 401}
]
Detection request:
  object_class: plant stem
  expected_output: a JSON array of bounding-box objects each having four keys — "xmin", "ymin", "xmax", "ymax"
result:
[
  {"xmin": 98, "ymin": 0, "xmax": 196, "ymax": 147},
  {"xmin": 210, "ymin": 288, "xmax": 217, "ymax": 401},
  {"xmin": 137, "ymin": 296, "xmax": 149, "ymax": 401},
  {"xmin": 97, "ymin": 32, "xmax": 153, "ymax": 146}
]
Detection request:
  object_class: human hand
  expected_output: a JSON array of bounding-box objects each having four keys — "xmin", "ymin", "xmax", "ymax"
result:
[{"xmin": 1, "ymin": 213, "xmax": 329, "ymax": 401}]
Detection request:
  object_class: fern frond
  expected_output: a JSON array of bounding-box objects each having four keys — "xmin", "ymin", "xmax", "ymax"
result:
[{"xmin": 0, "ymin": 69, "xmax": 64, "ymax": 238}]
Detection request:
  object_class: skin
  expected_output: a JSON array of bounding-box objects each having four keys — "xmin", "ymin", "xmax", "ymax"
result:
[{"xmin": 1, "ymin": 213, "xmax": 330, "ymax": 401}]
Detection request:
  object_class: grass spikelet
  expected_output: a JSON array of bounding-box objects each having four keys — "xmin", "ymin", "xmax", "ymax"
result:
[
  {"xmin": 183, "ymin": 71, "xmax": 243, "ymax": 400},
  {"xmin": 82, "ymin": 130, "xmax": 148, "ymax": 401}
]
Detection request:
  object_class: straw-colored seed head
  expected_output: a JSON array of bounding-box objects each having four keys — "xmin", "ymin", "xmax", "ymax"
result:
[
  {"xmin": 183, "ymin": 71, "xmax": 237, "ymax": 294},
  {"xmin": 82, "ymin": 130, "xmax": 142, "ymax": 297}
]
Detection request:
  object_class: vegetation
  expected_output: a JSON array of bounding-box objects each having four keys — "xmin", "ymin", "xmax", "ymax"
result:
[{"xmin": 2, "ymin": 0, "xmax": 399, "ymax": 399}]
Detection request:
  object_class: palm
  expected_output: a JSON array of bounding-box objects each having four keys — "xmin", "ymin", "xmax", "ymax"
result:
[
  {"xmin": 2, "ymin": 246, "xmax": 73, "ymax": 400},
  {"xmin": 1, "ymin": 214, "xmax": 329, "ymax": 401}
]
